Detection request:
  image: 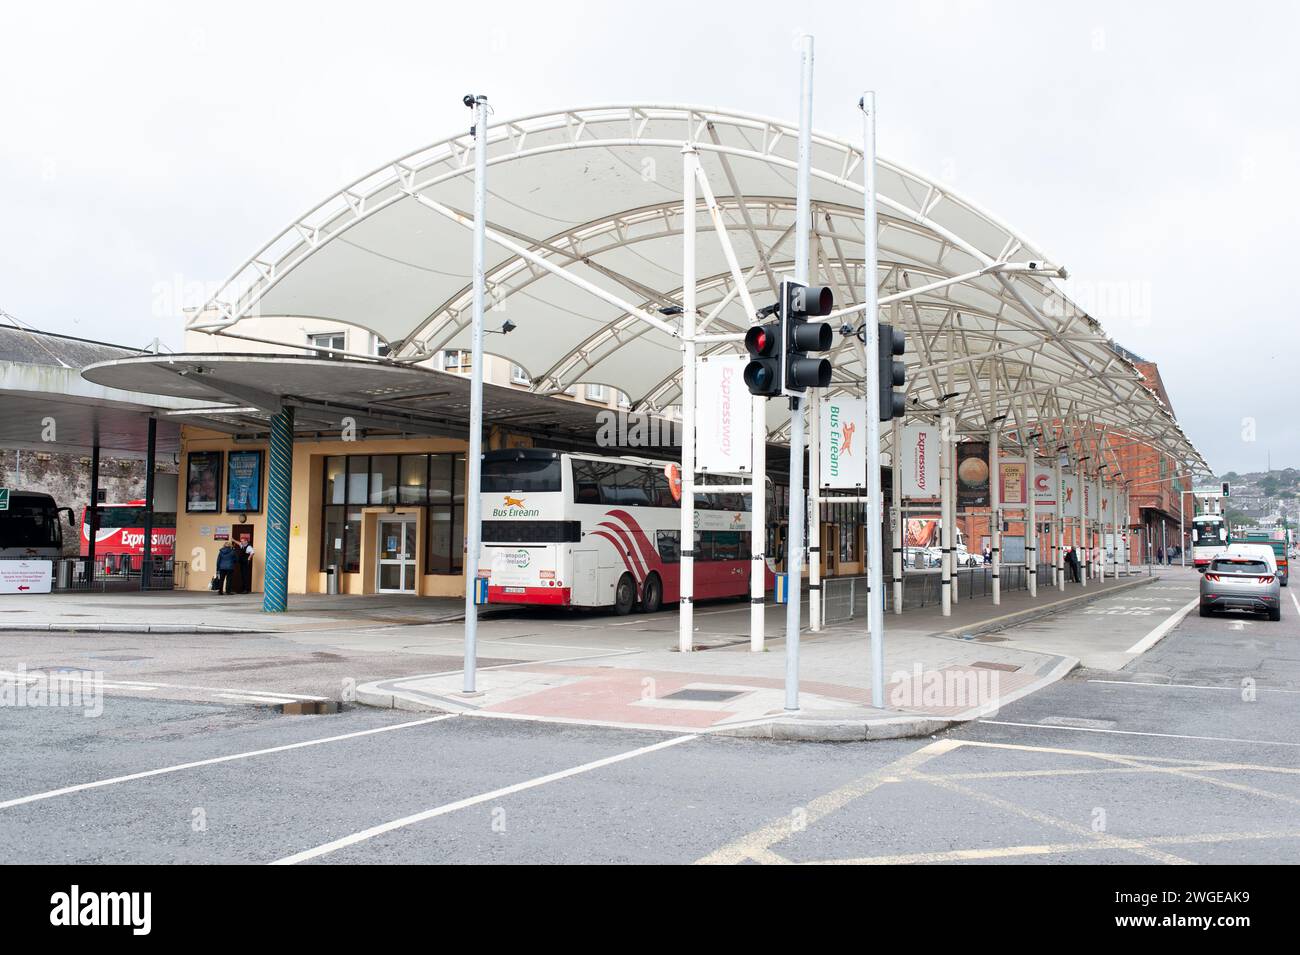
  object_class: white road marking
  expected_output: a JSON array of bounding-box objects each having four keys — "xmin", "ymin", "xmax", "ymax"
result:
[
  {"xmin": 1124, "ymin": 597, "xmax": 1199, "ymax": 654},
  {"xmin": 0, "ymin": 715, "xmax": 454, "ymax": 811},
  {"xmin": 0, "ymin": 669, "xmax": 330, "ymax": 703},
  {"xmin": 1290, "ymin": 589, "xmax": 1300, "ymax": 616},
  {"xmin": 1088, "ymin": 678, "xmax": 1300, "ymax": 695},
  {"xmin": 273, "ymin": 733, "xmax": 699, "ymax": 865},
  {"xmin": 980, "ymin": 719, "xmax": 1300, "ymax": 748}
]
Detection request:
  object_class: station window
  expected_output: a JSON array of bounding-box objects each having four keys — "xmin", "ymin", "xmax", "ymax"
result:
[
  {"xmin": 585, "ymin": 383, "xmax": 606, "ymax": 401},
  {"xmin": 320, "ymin": 453, "xmax": 466, "ymax": 576},
  {"xmin": 510, "ymin": 364, "xmax": 530, "ymax": 385}
]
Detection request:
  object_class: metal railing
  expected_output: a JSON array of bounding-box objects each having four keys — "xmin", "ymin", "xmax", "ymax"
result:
[
  {"xmin": 46, "ymin": 557, "xmax": 189, "ymax": 592},
  {"xmin": 822, "ymin": 561, "xmax": 1054, "ymax": 624}
]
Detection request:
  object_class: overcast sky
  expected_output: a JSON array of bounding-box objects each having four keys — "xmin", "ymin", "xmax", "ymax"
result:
[{"xmin": 1, "ymin": 1, "xmax": 1296, "ymax": 473}]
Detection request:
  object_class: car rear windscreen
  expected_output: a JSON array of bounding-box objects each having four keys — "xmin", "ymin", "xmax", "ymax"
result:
[{"xmin": 1211, "ymin": 559, "xmax": 1269, "ymax": 574}]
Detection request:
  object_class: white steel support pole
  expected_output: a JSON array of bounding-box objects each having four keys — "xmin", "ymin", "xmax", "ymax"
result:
[
  {"xmin": 750, "ymin": 396, "xmax": 766, "ymax": 651},
  {"xmin": 808, "ymin": 391, "xmax": 822, "ymax": 631},
  {"xmin": 1027, "ymin": 455, "xmax": 1037, "ymax": 597},
  {"xmin": 940, "ymin": 415, "xmax": 954, "ymax": 616},
  {"xmin": 679, "ymin": 145, "xmax": 699, "ymax": 655},
  {"xmin": 1055, "ymin": 453, "xmax": 1065, "ymax": 591},
  {"xmin": 1095, "ymin": 472, "xmax": 1104, "ymax": 579},
  {"xmin": 785, "ymin": 33, "xmax": 814, "ymax": 712},
  {"xmin": 462, "ymin": 94, "xmax": 489, "ymax": 694},
  {"xmin": 1118, "ymin": 493, "xmax": 1128, "ymax": 574},
  {"xmin": 1076, "ymin": 458, "xmax": 1087, "ymax": 588},
  {"xmin": 861, "ymin": 91, "xmax": 885, "ymax": 707},
  {"xmin": 1179, "ymin": 488, "xmax": 1185, "ymax": 568},
  {"xmin": 1109, "ymin": 481, "xmax": 1118, "ymax": 578},
  {"xmin": 891, "ymin": 417, "xmax": 904, "ymax": 616},
  {"xmin": 990, "ymin": 426, "xmax": 1001, "ymax": 605}
]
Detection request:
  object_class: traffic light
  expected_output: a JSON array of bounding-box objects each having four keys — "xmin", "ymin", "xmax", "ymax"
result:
[
  {"xmin": 877, "ymin": 322, "xmax": 906, "ymax": 420},
  {"xmin": 1222, "ymin": 481, "xmax": 1231, "ymax": 498},
  {"xmin": 781, "ymin": 279, "xmax": 834, "ymax": 395},
  {"xmin": 743, "ymin": 322, "xmax": 783, "ymax": 397}
]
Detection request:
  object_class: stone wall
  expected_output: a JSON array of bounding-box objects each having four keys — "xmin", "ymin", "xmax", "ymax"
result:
[{"xmin": 0, "ymin": 449, "xmax": 178, "ymax": 556}]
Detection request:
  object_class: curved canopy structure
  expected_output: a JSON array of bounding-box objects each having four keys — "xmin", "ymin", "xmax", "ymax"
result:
[{"xmin": 185, "ymin": 104, "xmax": 1208, "ymax": 475}]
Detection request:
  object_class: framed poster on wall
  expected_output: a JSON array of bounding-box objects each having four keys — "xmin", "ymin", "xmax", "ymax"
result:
[
  {"xmin": 185, "ymin": 451, "xmax": 222, "ymax": 513},
  {"xmin": 226, "ymin": 449, "xmax": 264, "ymax": 513}
]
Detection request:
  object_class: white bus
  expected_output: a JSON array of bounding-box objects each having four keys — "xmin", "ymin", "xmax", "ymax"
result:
[
  {"xmin": 1191, "ymin": 513, "xmax": 1228, "ymax": 571},
  {"xmin": 0, "ymin": 491, "xmax": 76, "ymax": 559},
  {"xmin": 477, "ymin": 448, "xmax": 774, "ymax": 613}
]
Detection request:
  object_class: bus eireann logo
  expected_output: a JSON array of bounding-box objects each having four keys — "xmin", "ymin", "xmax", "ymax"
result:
[{"xmin": 503, "ymin": 496, "xmax": 526, "ymax": 508}]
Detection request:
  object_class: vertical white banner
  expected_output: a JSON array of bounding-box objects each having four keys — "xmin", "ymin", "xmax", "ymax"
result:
[
  {"xmin": 819, "ymin": 396, "xmax": 866, "ymax": 489},
  {"xmin": 1060, "ymin": 471, "xmax": 1080, "ymax": 517},
  {"xmin": 695, "ymin": 356, "xmax": 752, "ymax": 473},
  {"xmin": 1033, "ymin": 464, "xmax": 1057, "ymax": 507},
  {"xmin": 900, "ymin": 424, "xmax": 940, "ymax": 499}
]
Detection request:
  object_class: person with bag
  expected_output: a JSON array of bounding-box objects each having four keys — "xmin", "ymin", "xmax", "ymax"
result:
[{"xmin": 216, "ymin": 541, "xmax": 238, "ymax": 595}]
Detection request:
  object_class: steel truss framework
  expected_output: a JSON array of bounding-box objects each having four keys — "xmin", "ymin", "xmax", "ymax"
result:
[{"xmin": 185, "ymin": 104, "xmax": 1208, "ymax": 478}]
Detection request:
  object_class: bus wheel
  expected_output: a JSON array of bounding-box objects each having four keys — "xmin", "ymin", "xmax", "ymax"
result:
[
  {"xmin": 640, "ymin": 574, "xmax": 662, "ymax": 614},
  {"xmin": 614, "ymin": 573, "xmax": 636, "ymax": 616}
]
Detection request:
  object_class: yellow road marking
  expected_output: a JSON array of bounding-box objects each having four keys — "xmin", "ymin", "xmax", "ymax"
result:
[
  {"xmin": 694, "ymin": 738, "xmax": 960, "ymax": 865},
  {"xmin": 803, "ymin": 829, "xmax": 1300, "ymax": 865}
]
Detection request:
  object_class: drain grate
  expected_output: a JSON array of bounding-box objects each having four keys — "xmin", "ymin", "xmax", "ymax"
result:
[
  {"xmin": 971, "ymin": 660, "xmax": 1021, "ymax": 672},
  {"xmin": 662, "ymin": 688, "xmax": 744, "ymax": 703}
]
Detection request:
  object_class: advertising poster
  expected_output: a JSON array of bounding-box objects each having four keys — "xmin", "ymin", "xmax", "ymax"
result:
[
  {"xmin": 694, "ymin": 356, "xmax": 752, "ymax": 473},
  {"xmin": 956, "ymin": 441, "xmax": 990, "ymax": 507},
  {"xmin": 819, "ymin": 397, "xmax": 866, "ymax": 489},
  {"xmin": 901, "ymin": 425, "xmax": 940, "ymax": 499},
  {"xmin": 999, "ymin": 459, "xmax": 1027, "ymax": 506},
  {"xmin": 185, "ymin": 451, "xmax": 222, "ymax": 513},
  {"xmin": 1032, "ymin": 465, "xmax": 1057, "ymax": 507},
  {"xmin": 226, "ymin": 450, "xmax": 264, "ymax": 513}
]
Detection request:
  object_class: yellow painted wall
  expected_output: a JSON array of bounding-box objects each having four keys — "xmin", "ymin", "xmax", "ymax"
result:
[{"xmin": 178, "ymin": 425, "xmax": 531, "ymax": 598}]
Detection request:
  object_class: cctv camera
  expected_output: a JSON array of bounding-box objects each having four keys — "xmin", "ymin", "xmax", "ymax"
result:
[{"xmin": 463, "ymin": 94, "xmax": 476, "ymax": 108}]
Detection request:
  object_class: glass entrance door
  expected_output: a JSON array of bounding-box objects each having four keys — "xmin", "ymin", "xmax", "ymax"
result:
[{"xmin": 377, "ymin": 517, "xmax": 417, "ymax": 593}]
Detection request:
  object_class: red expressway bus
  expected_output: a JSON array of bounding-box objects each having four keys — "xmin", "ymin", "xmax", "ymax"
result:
[
  {"xmin": 477, "ymin": 449, "xmax": 774, "ymax": 613},
  {"xmin": 79, "ymin": 500, "xmax": 177, "ymax": 571}
]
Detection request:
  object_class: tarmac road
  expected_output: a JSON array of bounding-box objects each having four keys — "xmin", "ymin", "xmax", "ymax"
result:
[{"xmin": 1, "ymin": 572, "xmax": 1296, "ymax": 864}]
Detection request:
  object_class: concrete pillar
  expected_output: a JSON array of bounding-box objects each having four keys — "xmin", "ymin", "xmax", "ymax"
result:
[
  {"xmin": 262, "ymin": 406, "xmax": 294, "ymax": 613},
  {"xmin": 140, "ymin": 416, "xmax": 156, "ymax": 590}
]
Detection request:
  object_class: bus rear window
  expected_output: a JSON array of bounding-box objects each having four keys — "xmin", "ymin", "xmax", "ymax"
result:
[
  {"xmin": 481, "ymin": 457, "xmax": 561, "ymax": 493},
  {"xmin": 1211, "ymin": 559, "xmax": 1268, "ymax": 574}
]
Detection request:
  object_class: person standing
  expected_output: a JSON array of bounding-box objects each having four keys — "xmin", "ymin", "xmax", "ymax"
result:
[
  {"xmin": 216, "ymin": 541, "xmax": 238, "ymax": 595},
  {"xmin": 1065, "ymin": 546, "xmax": 1081, "ymax": 583},
  {"xmin": 239, "ymin": 534, "xmax": 255, "ymax": 593}
]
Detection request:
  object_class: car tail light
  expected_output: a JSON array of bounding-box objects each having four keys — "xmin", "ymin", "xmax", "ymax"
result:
[
  {"xmin": 1205, "ymin": 573, "xmax": 1220, "ymax": 582},
  {"xmin": 1260, "ymin": 576, "xmax": 1275, "ymax": 584}
]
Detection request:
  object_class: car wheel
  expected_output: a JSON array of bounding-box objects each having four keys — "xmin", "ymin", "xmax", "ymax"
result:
[
  {"xmin": 640, "ymin": 573, "xmax": 663, "ymax": 614},
  {"xmin": 1199, "ymin": 603, "xmax": 1212, "ymax": 618},
  {"xmin": 613, "ymin": 573, "xmax": 636, "ymax": 616},
  {"xmin": 1268, "ymin": 607, "xmax": 1281, "ymax": 622}
]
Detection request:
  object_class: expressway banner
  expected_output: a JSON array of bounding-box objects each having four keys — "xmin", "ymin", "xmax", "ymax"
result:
[
  {"xmin": 694, "ymin": 356, "xmax": 752, "ymax": 473},
  {"xmin": 819, "ymin": 397, "xmax": 866, "ymax": 489},
  {"xmin": 900, "ymin": 424, "xmax": 940, "ymax": 500}
]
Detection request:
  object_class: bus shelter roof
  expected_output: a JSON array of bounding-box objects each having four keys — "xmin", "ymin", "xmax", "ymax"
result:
[{"xmin": 176, "ymin": 104, "xmax": 1208, "ymax": 476}]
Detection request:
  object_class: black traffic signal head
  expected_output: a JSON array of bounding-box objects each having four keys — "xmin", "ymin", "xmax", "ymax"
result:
[
  {"xmin": 780, "ymin": 280, "xmax": 835, "ymax": 394},
  {"xmin": 877, "ymin": 322, "xmax": 907, "ymax": 421},
  {"xmin": 743, "ymin": 322, "xmax": 783, "ymax": 397}
]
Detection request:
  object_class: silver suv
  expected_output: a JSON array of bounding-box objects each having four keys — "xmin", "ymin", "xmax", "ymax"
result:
[{"xmin": 1200, "ymin": 555, "xmax": 1282, "ymax": 622}]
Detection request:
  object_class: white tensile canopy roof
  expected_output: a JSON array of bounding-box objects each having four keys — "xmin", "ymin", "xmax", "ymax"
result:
[{"xmin": 185, "ymin": 103, "xmax": 1208, "ymax": 475}]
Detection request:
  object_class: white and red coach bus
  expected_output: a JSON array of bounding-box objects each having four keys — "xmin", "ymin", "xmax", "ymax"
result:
[
  {"xmin": 477, "ymin": 448, "xmax": 774, "ymax": 613},
  {"xmin": 1191, "ymin": 513, "xmax": 1228, "ymax": 571},
  {"xmin": 79, "ymin": 500, "xmax": 177, "ymax": 572}
]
